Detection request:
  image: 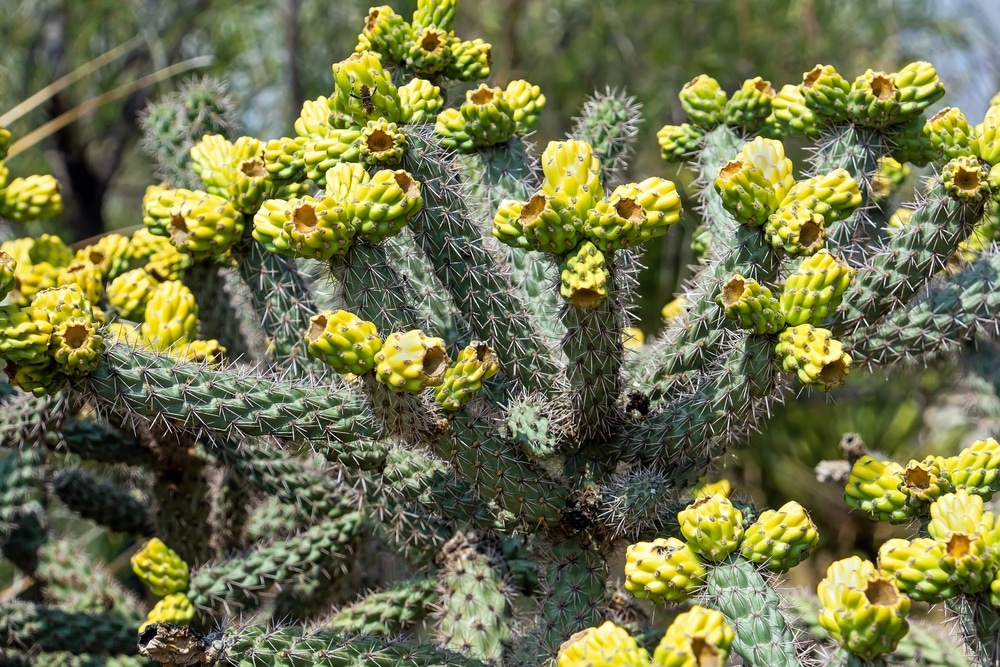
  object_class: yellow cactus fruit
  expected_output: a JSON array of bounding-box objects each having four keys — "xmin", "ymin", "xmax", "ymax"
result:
[
  {"xmin": 624, "ymin": 537, "xmax": 706, "ymax": 604},
  {"xmin": 405, "ymin": 26, "xmax": 458, "ymax": 78},
  {"xmin": 817, "ymin": 556, "xmax": 911, "ymax": 659},
  {"xmin": 778, "ymin": 169, "xmax": 862, "ymax": 223},
  {"xmin": 331, "ymin": 51, "xmax": 401, "ymax": 124},
  {"xmin": 765, "ymin": 203, "xmax": 826, "ymax": 256},
  {"xmin": 657, "ymin": 123, "xmax": 703, "ymax": 162},
  {"xmin": 718, "ymin": 274, "xmax": 785, "ymax": 335},
  {"xmin": 130, "ymin": 538, "xmax": 190, "ymax": 597},
  {"xmin": 140, "ymin": 280, "xmax": 199, "ymax": 350},
  {"xmin": 458, "ymin": 84, "xmax": 518, "ymax": 148},
  {"xmin": 661, "ymin": 296, "xmax": 686, "ymax": 321},
  {"xmin": 144, "ymin": 245, "xmax": 193, "ymax": 282},
  {"xmin": 106, "ymin": 321, "xmax": 145, "ymax": 348},
  {"xmin": 359, "ymin": 118, "xmax": 407, "ymax": 165},
  {"xmin": 252, "ymin": 198, "xmax": 296, "ymax": 257},
  {"xmin": 0, "ymin": 250, "xmax": 14, "ymax": 301},
  {"xmin": 127, "ymin": 227, "xmax": 174, "ymax": 263},
  {"xmin": 434, "ymin": 107, "xmax": 474, "ymax": 152},
  {"xmin": 847, "ymin": 69, "xmax": 903, "ymax": 129},
  {"xmin": 0, "ymin": 174, "xmax": 63, "ymax": 223},
  {"xmin": 50, "ymin": 315, "xmax": 103, "ymax": 375},
  {"xmin": 779, "ymin": 249, "xmax": 854, "ymax": 327},
  {"xmin": 940, "ymin": 437, "xmax": 1000, "ymax": 496},
  {"xmin": 176, "ymin": 339, "xmax": 227, "ymax": 367},
  {"xmin": 583, "ymin": 191, "xmax": 645, "ymax": 252},
  {"xmin": 740, "ymin": 500, "xmax": 819, "ymax": 572},
  {"xmin": 3, "ymin": 358, "xmax": 62, "ymax": 396},
  {"xmin": 490, "ymin": 198, "xmax": 529, "ymax": 250},
  {"xmin": 76, "ymin": 233, "xmax": 132, "ymax": 280},
  {"xmin": 723, "ymin": 76, "xmax": 775, "ymax": 131},
  {"xmin": 560, "ymin": 241, "xmax": 609, "ymax": 309},
  {"xmin": 190, "ymin": 134, "xmax": 235, "ymax": 196},
  {"xmin": 355, "ymin": 6, "xmax": 408, "ymax": 62},
  {"xmin": 295, "ymin": 96, "xmax": 335, "ymax": 138},
  {"xmin": 325, "ymin": 161, "xmax": 372, "ymax": 202},
  {"xmin": 941, "ymin": 154, "xmax": 990, "ymax": 204},
  {"xmin": 302, "ymin": 130, "xmax": 363, "ymax": 184},
  {"xmin": 397, "ymin": 78, "xmax": 444, "ymax": 124},
  {"xmin": 800, "ymin": 64, "xmax": 852, "ymax": 122},
  {"xmin": 167, "ymin": 190, "xmax": 245, "ymax": 259},
  {"xmin": 412, "ymin": 0, "xmax": 457, "ymax": 33},
  {"xmin": 435, "ymin": 341, "xmax": 499, "ymax": 410},
  {"xmin": 767, "ymin": 83, "xmax": 820, "ymax": 138},
  {"xmin": 282, "ymin": 195, "xmax": 357, "ymax": 261},
  {"xmin": 678, "ymin": 493, "xmax": 744, "ymax": 561},
  {"xmin": 0, "ymin": 304, "xmax": 53, "ymax": 364},
  {"xmin": 678, "ymin": 74, "xmax": 728, "ymax": 128},
  {"xmin": 139, "ymin": 592, "xmax": 195, "ymax": 633},
  {"xmin": 375, "ymin": 329, "xmax": 450, "ymax": 393},
  {"xmin": 106, "ymin": 268, "xmax": 158, "ymax": 321},
  {"xmin": 0, "ymin": 126, "xmax": 10, "ymax": 160},
  {"xmin": 262, "ymin": 136, "xmax": 307, "ymax": 185},
  {"xmin": 446, "ymin": 38, "xmax": 492, "ymax": 82},
  {"xmin": 714, "ymin": 137, "xmax": 794, "ymax": 226},
  {"xmin": 925, "ymin": 107, "xmax": 978, "ymax": 160},
  {"xmin": 652, "ymin": 605, "xmax": 735, "ymax": 667},
  {"xmin": 878, "ymin": 537, "xmax": 956, "ymax": 603},
  {"xmin": 142, "ymin": 185, "xmax": 191, "ymax": 237},
  {"xmin": 223, "ymin": 136, "xmax": 273, "ymax": 213},
  {"xmin": 30, "ymin": 284, "xmax": 94, "ymax": 327},
  {"xmin": 893, "ymin": 61, "xmax": 946, "ymax": 117},
  {"xmin": 541, "ymin": 140, "xmax": 604, "ymax": 226},
  {"xmin": 505, "ymin": 79, "xmax": 546, "ymax": 132},
  {"xmin": 557, "ymin": 621, "xmax": 649, "ymax": 667},
  {"xmin": 899, "ymin": 456, "xmax": 952, "ymax": 503},
  {"xmin": 844, "ymin": 456, "xmax": 914, "ymax": 524},
  {"xmin": 927, "ymin": 490, "xmax": 991, "ymax": 541},
  {"xmin": 887, "ymin": 207, "xmax": 913, "ymax": 231},
  {"xmin": 305, "ymin": 310, "xmax": 382, "ymax": 376},
  {"xmin": 351, "ymin": 169, "xmax": 423, "ymax": 243},
  {"xmin": 977, "ymin": 103, "xmax": 1000, "ymax": 165},
  {"xmin": 622, "ymin": 327, "xmax": 644, "ymax": 350},
  {"xmin": 775, "ymin": 324, "xmax": 851, "ymax": 391},
  {"xmin": 693, "ymin": 479, "xmax": 731, "ymax": 499},
  {"xmin": 57, "ymin": 260, "xmax": 104, "ymax": 305},
  {"xmin": 615, "ymin": 177, "xmax": 683, "ymax": 241},
  {"xmin": 511, "ymin": 194, "xmax": 578, "ymax": 255}
]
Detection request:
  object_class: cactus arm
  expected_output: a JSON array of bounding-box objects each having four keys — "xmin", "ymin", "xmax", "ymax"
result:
[
  {"xmin": 325, "ymin": 574, "xmax": 437, "ymax": 635},
  {"xmin": 849, "ymin": 248, "xmax": 1000, "ymax": 367},
  {"xmin": 571, "ymin": 87, "xmax": 643, "ymax": 187},
  {"xmin": 0, "ymin": 444, "xmax": 48, "ymax": 575},
  {"xmin": 328, "ymin": 239, "xmax": 425, "ymax": 334},
  {"xmin": 234, "ymin": 239, "xmax": 335, "ymax": 379},
  {"xmin": 186, "ymin": 511, "xmax": 365, "ymax": 613},
  {"xmin": 403, "ymin": 128, "xmax": 561, "ymax": 395},
  {"xmin": 52, "ymin": 468, "xmax": 155, "ymax": 536},
  {"xmin": 0, "ymin": 602, "xmax": 139, "ymax": 655},
  {"xmin": 705, "ymin": 556, "xmax": 804, "ymax": 667},
  {"xmin": 182, "ymin": 262, "xmax": 256, "ymax": 362},
  {"xmin": 0, "ymin": 390, "xmax": 69, "ymax": 448},
  {"xmin": 35, "ymin": 540, "xmax": 144, "ymax": 623},
  {"xmin": 562, "ymin": 254, "xmax": 634, "ymax": 447},
  {"xmin": 386, "ymin": 228, "xmax": 465, "ymax": 340},
  {"xmin": 81, "ymin": 343, "xmax": 377, "ymax": 444},
  {"xmin": 836, "ymin": 181, "xmax": 983, "ymax": 336},
  {"xmin": 48, "ymin": 417, "xmax": 159, "ymax": 468},
  {"xmin": 951, "ymin": 593, "xmax": 1000, "ymax": 667}
]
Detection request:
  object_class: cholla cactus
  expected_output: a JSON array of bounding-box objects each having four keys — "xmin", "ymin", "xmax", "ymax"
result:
[{"xmin": 2, "ymin": 3, "xmax": 1000, "ymax": 667}]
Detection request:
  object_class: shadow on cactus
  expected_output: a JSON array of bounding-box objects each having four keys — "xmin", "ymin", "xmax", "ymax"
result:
[{"xmin": 2, "ymin": 1, "xmax": 1000, "ymax": 666}]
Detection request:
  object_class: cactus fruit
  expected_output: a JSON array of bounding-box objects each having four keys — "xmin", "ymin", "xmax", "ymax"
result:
[{"xmin": 624, "ymin": 537, "xmax": 707, "ymax": 604}]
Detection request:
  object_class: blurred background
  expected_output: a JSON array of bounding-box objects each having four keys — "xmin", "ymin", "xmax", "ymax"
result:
[{"xmin": 2, "ymin": 0, "xmax": 1000, "ymax": 587}]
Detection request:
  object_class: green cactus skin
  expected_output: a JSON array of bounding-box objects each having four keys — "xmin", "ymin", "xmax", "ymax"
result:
[
  {"xmin": 137, "ymin": 623, "xmax": 490, "ymax": 667},
  {"xmin": 187, "ymin": 511, "xmax": 364, "ymax": 612},
  {"xmin": 82, "ymin": 343, "xmax": 377, "ymax": 444},
  {"xmin": 705, "ymin": 555, "xmax": 804, "ymax": 667},
  {"xmin": 325, "ymin": 574, "xmax": 437, "ymax": 635},
  {"xmin": 0, "ymin": 444, "xmax": 48, "ymax": 574},
  {"xmin": 438, "ymin": 534, "xmax": 513, "ymax": 663},
  {"xmin": 571, "ymin": 88, "xmax": 643, "ymax": 186},
  {"xmin": 402, "ymin": 128, "xmax": 560, "ymax": 395},
  {"xmin": 0, "ymin": 602, "xmax": 138, "ymax": 655},
  {"xmin": 52, "ymin": 468, "xmax": 156, "ymax": 536},
  {"xmin": 35, "ymin": 539, "xmax": 144, "ymax": 623},
  {"xmin": 182, "ymin": 262, "xmax": 255, "ymax": 362},
  {"xmin": 46, "ymin": 416, "xmax": 158, "ymax": 468},
  {"xmin": 0, "ymin": 390, "xmax": 68, "ymax": 449},
  {"xmin": 329, "ymin": 239, "xmax": 424, "ymax": 334}
]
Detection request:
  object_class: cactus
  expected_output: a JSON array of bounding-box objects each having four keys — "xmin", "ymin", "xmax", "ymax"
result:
[{"xmin": 2, "ymin": 3, "xmax": 1000, "ymax": 666}]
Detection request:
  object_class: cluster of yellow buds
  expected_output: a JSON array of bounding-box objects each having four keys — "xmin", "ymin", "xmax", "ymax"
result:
[
  {"xmin": 0, "ymin": 123, "xmax": 63, "ymax": 224},
  {"xmin": 493, "ymin": 140, "xmax": 682, "ymax": 308},
  {"xmin": 624, "ymin": 492, "xmax": 818, "ymax": 604},
  {"xmin": 305, "ymin": 309, "xmax": 498, "ymax": 409},
  {"xmin": 436, "ymin": 80, "xmax": 546, "ymax": 151},
  {"xmin": 131, "ymin": 538, "xmax": 195, "ymax": 632},
  {"xmin": 557, "ymin": 607, "xmax": 735, "ymax": 667}
]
